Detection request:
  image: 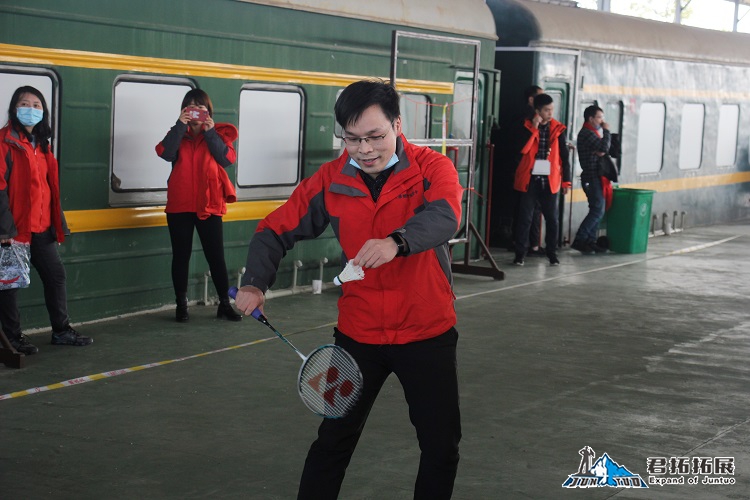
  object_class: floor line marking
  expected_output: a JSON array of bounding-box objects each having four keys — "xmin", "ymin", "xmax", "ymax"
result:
[
  {"xmin": 455, "ymin": 235, "xmax": 741, "ymax": 302},
  {"xmin": 0, "ymin": 320, "xmax": 337, "ymax": 402},
  {"xmin": 1, "ymin": 235, "xmax": 740, "ymax": 402}
]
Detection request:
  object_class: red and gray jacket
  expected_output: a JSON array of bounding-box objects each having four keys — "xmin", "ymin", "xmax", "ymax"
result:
[
  {"xmin": 514, "ymin": 118, "xmax": 571, "ymax": 194},
  {"xmin": 156, "ymin": 122, "xmax": 237, "ymax": 219},
  {"xmin": 0, "ymin": 126, "xmax": 68, "ymax": 244},
  {"xmin": 242, "ymin": 136, "xmax": 463, "ymax": 345}
]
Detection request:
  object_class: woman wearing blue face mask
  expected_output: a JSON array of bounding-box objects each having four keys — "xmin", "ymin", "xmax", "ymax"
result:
[{"xmin": 0, "ymin": 86, "xmax": 93, "ymax": 355}]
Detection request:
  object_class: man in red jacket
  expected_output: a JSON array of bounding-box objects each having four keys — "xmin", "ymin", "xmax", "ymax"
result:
[
  {"xmin": 512, "ymin": 93, "xmax": 571, "ymax": 266},
  {"xmin": 234, "ymin": 79, "xmax": 462, "ymax": 499}
]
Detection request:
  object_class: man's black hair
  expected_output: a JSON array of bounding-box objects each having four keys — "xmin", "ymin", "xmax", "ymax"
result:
[
  {"xmin": 523, "ymin": 85, "xmax": 543, "ymax": 101},
  {"xmin": 532, "ymin": 93, "xmax": 554, "ymax": 111},
  {"xmin": 335, "ymin": 79, "xmax": 400, "ymax": 129},
  {"xmin": 584, "ymin": 105, "xmax": 603, "ymax": 121},
  {"xmin": 7, "ymin": 86, "xmax": 52, "ymax": 153}
]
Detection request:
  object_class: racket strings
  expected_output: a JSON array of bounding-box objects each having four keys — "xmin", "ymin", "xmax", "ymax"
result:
[{"xmin": 299, "ymin": 346, "xmax": 363, "ymax": 418}]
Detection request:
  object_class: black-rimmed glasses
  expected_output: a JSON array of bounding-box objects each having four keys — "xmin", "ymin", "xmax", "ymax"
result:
[{"xmin": 340, "ymin": 125, "xmax": 392, "ymax": 147}]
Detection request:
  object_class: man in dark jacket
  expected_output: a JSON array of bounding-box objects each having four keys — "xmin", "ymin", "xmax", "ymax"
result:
[{"xmin": 572, "ymin": 105, "xmax": 611, "ymax": 254}]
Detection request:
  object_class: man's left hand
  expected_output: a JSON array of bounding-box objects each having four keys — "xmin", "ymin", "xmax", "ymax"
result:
[{"xmin": 352, "ymin": 238, "xmax": 398, "ymax": 269}]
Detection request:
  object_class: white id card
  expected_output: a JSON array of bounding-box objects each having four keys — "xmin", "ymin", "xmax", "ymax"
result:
[{"xmin": 531, "ymin": 159, "xmax": 551, "ymax": 175}]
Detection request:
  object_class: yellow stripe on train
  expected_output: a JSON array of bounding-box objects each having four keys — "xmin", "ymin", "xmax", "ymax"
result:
[
  {"xmin": 0, "ymin": 42, "xmax": 455, "ymax": 95},
  {"xmin": 569, "ymin": 171, "xmax": 750, "ymax": 203},
  {"xmin": 65, "ymin": 200, "xmax": 285, "ymax": 233}
]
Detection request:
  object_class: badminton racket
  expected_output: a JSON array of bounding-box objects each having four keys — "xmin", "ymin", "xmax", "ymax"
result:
[
  {"xmin": 229, "ymin": 287, "xmax": 363, "ymax": 418},
  {"xmin": 333, "ymin": 260, "xmax": 365, "ymax": 286}
]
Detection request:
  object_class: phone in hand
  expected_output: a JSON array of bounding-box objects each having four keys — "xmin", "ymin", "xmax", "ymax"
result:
[{"xmin": 186, "ymin": 107, "xmax": 209, "ymax": 122}]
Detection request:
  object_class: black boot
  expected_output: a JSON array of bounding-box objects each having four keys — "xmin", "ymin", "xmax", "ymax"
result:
[
  {"xmin": 217, "ymin": 299, "xmax": 242, "ymax": 322},
  {"xmin": 176, "ymin": 295, "xmax": 189, "ymax": 323}
]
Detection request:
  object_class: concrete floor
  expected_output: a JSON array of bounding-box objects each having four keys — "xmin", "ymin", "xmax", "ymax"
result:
[{"xmin": 1, "ymin": 222, "xmax": 749, "ymax": 499}]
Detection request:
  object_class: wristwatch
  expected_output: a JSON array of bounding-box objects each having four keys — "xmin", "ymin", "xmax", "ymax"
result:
[{"xmin": 389, "ymin": 232, "xmax": 409, "ymax": 257}]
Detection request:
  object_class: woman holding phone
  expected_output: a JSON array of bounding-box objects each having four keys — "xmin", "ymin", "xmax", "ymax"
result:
[
  {"xmin": 156, "ymin": 88, "xmax": 241, "ymax": 323},
  {"xmin": 0, "ymin": 86, "xmax": 93, "ymax": 354}
]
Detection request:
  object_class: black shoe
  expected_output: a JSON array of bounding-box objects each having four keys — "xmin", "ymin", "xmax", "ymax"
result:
[
  {"xmin": 176, "ymin": 296, "xmax": 189, "ymax": 323},
  {"xmin": 513, "ymin": 255, "xmax": 525, "ymax": 266},
  {"xmin": 10, "ymin": 334, "xmax": 38, "ymax": 355},
  {"xmin": 571, "ymin": 240, "xmax": 594, "ymax": 255},
  {"xmin": 589, "ymin": 241, "xmax": 608, "ymax": 253},
  {"xmin": 176, "ymin": 304, "xmax": 189, "ymax": 322},
  {"xmin": 217, "ymin": 300, "xmax": 242, "ymax": 322},
  {"xmin": 549, "ymin": 255, "xmax": 560, "ymax": 266},
  {"xmin": 51, "ymin": 327, "xmax": 93, "ymax": 346},
  {"xmin": 527, "ymin": 247, "xmax": 546, "ymax": 257}
]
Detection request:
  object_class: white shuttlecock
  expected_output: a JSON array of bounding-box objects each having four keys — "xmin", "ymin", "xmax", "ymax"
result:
[{"xmin": 333, "ymin": 261, "xmax": 365, "ymax": 286}]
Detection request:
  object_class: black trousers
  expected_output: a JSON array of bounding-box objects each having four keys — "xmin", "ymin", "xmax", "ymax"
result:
[
  {"xmin": 515, "ymin": 176, "xmax": 560, "ymax": 257},
  {"xmin": 0, "ymin": 231, "xmax": 70, "ymax": 339},
  {"xmin": 166, "ymin": 213, "xmax": 230, "ymax": 301},
  {"xmin": 298, "ymin": 328, "xmax": 461, "ymax": 500}
]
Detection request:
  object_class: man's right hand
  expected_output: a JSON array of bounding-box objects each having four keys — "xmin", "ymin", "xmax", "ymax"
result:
[
  {"xmin": 602, "ymin": 121, "xmax": 610, "ymax": 130},
  {"xmin": 234, "ymin": 285, "xmax": 265, "ymax": 316},
  {"xmin": 532, "ymin": 113, "xmax": 542, "ymax": 128}
]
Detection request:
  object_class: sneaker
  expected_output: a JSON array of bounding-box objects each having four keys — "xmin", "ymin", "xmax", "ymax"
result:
[
  {"xmin": 9, "ymin": 334, "xmax": 39, "ymax": 355},
  {"xmin": 549, "ymin": 255, "xmax": 560, "ymax": 266},
  {"xmin": 51, "ymin": 326, "xmax": 93, "ymax": 346},
  {"xmin": 512, "ymin": 255, "xmax": 525, "ymax": 266},
  {"xmin": 527, "ymin": 247, "xmax": 546, "ymax": 257},
  {"xmin": 571, "ymin": 240, "xmax": 594, "ymax": 255},
  {"xmin": 589, "ymin": 241, "xmax": 608, "ymax": 253}
]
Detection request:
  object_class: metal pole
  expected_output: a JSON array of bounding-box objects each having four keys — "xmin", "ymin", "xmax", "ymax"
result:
[{"xmin": 734, "ymin": 0, "xmax": 740, "ymax": 32}]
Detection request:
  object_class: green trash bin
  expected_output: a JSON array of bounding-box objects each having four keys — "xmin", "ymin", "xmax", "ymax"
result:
[{"xmin": 605, "ymin": 188, "xmax": 655, "ymax": 254}]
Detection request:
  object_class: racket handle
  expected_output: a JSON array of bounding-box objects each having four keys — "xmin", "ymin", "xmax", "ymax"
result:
[{"xmin": 228, "ymin": 286, "xmax": 266, "ymax": 322}]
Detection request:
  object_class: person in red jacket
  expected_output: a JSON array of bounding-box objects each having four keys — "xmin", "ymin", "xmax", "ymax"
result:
[
  {"xmin": 0, "ymin": 86, "xmax": 93, "ymax": 355},
  {"xmin": 156, "ymin": 89, "xmax": 241, "ymax": 322},
  {"xmin": 234, "ymin": 80, "xmax": 463, "ymax": 499},
  {"xmin": 512, "ymin": 93, "xmax": 571, "ymax": 266}
]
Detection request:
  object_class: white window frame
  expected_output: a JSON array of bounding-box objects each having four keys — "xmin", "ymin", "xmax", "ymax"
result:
[
  {"xmin": 236, "ymin": 84, "xmax": 303, "ymax": 200},
  {"xmin": 635, "ymin": 102, "xmax": 666, "ymax": 174},
  {"xmin": 109, "ymin": 76, "xmax": 195, "ymax": 207}
]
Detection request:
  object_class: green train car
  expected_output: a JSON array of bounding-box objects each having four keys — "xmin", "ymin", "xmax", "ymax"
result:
[
  {"xmin": 0, "ymin": 0, "xmax": 499, "ymax": 328},
  {"xmin": 488, "ymin": 0, "xmax": 750, "ymax": 247}
]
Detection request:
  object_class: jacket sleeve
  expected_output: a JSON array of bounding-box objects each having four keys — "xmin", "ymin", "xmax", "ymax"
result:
[
  {"xmin": 520, "ymin": 122, "xmax": 539, "ymax": 156},
  {"xmin": 203, "ymin": 127, "xmax": 236, "ymax": 168},
  {"xmin": 0, "ymin": 145, "xmax": 18, "ymax": 240},
  {"xmin": 155, "ymin": 121, "xmax": 188, "ymax": 163},
  {"xmin": 393, "ymin": 149, "xmax": 462, "ymax": 254},
  {"xmin": 241, "ymin": 170, "xmax": 330, "ymax": 292},
  {"xmin": 577, "ymin": 128, "xmax": 611, "ymax": 155}
]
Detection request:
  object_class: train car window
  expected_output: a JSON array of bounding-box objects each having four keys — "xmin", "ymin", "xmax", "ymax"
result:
[
  {"xmin": 236, "ymin": 85, "xmax": 302, "ymax": 197},
  {"xmin": 400, "ymin": 94, "xmax": 430, "ymax": 140},
  {"xmin": 679, "ymin": 104, "xmax": 705, "ymax": 170},
  {"xmin": 110, "ymin": 78, "xmax": 194, "ymax": 205},
  {"xmin": 544, "ymin": 89, "xmax": 566, "ymax": 125},
  {"xmin": 605, "ymin": 101, "xmax": 624, "ymax": 170},
  {"xmin": 605, "ymin": 102, "xmax": 622, "ymax": 135},
  {"xmin": 716, "ymin": 104, "xmax": 739, "ymax": 167},
  {"xmin": 0, "ymin": 69, "xmax": 57, "ymax": 155},
  {"xmin": 635, "ymin": 102, "xmax": 666, "ymax": 174}
]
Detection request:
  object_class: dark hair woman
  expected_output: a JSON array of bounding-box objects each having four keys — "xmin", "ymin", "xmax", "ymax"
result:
[
  {"xmin": 155, "ymin": 88, "xmax": 241, "ymax": 322},
  {"xmin": 0, "ymin": 86, "xmax": 93, "ymax": 355}
]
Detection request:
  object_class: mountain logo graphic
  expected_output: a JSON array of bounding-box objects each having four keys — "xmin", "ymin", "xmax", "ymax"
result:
[{"xmin": 562, "ymin": 447, "xmax": 648, "ymax": 488}]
